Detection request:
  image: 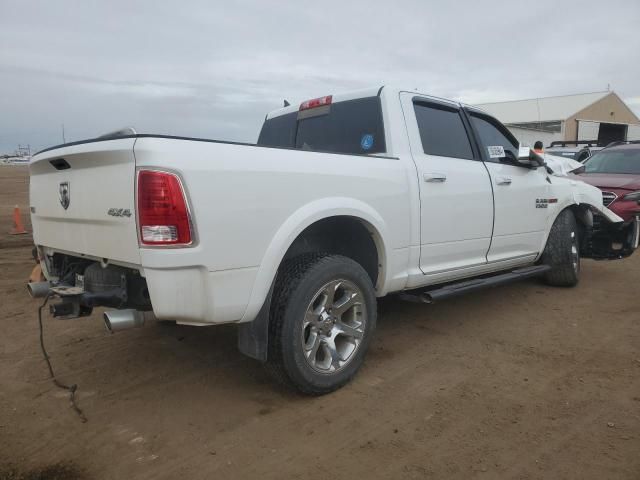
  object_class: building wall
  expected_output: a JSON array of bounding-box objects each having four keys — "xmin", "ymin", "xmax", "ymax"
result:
[
  {"xmin": 564, "ymin": 92, "xmax": 640, "ymax": 140},
  {"xmin": 507, "ymin": 127, "xmax": 563, "ymax": 147}
]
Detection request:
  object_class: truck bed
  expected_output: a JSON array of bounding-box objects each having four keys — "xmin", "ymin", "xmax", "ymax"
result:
[{"xmin": 30, "ymin": 134, "xmax": 412, "ymax": 324}]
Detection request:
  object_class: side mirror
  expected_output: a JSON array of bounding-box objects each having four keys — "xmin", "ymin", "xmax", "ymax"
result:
[{"xmin": 517, "ymin": 146, "xmax": 545, "ymax": 168}]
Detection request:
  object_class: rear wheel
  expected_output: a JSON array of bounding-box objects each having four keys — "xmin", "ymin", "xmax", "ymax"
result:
[
  {"xmin": 266, "ymin": 254, "xmax": 376, "ymax": 394},
  {"xmin": 542, "ymin": 209, "xmax": 580, "ymax": 287}
]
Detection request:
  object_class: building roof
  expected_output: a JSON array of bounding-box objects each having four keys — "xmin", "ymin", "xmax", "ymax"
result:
[{"xmin": 475, "ymin": 91, "xmax": 611, "ymax": 124}]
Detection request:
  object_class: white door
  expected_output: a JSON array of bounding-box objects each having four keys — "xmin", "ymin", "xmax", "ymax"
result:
[
  {"xmin": 627, "ymin": 124, "xmax": 640, "ymax": 141},
  {"xmin": 466, "ymin": 111, "xmax": 550, "ymax": 262},
  {"xmin": 578, "ymin": 120, "xmax": 600, "ymax": 141},
  {"xmin": 401, "ymin": 94, "xmax": 494, "ymax": 275}
]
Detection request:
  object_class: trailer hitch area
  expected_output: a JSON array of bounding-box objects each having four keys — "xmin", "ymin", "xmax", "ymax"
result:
[
  {"xmin": 43, "ymin": 274, "xmax": 129, "ymax": 320},
  {"xmin": 48, "ymin": 284, "xmax": 93, "ymax": 319},
  {"xmin": 49, "ymin": 296, "xmax": 93, "ymax": 319}
]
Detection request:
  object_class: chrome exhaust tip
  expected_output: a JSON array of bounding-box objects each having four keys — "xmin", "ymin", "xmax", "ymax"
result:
[
  {"xmin": 103, "ymin": 309, "xmax": 145, "ymax": 333},
  {"xmin": 27, "ymin": 281, "xmax": 50, "ymax": 298}
]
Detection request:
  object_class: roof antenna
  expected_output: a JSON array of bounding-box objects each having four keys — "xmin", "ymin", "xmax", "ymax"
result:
[{"xmin": 283, "ymin": 99, "xmax": 290, "ymax": 107}]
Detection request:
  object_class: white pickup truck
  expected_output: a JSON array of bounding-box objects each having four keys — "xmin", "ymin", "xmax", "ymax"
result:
[{"xmin": 29, "ymin": 86, "xmax": 639, "ymax": 393}]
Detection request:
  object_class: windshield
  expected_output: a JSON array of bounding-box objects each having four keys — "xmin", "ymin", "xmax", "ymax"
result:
[{"xmin": 583, "ymin": 148, "xmax": 640, "ymax": 174}]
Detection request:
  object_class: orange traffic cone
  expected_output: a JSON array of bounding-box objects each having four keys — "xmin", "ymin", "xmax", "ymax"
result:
[{"xmin": 9, "ymin": 205, "xmax": 28, "ymax": 235}]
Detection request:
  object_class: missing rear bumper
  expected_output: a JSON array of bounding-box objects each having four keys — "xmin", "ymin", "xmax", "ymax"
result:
[{"xmin": 30, "ymin": 253, "xmax": 152, "ymax": 320}]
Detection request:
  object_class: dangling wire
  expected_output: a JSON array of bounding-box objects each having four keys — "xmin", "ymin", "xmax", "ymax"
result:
[{"xmin": 38, "ymin": 294, "xmax": 87, "ymax": 423}]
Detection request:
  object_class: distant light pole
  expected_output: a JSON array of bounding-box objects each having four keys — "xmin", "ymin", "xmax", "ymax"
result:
[{"xmin": 62, "ymin": 124, "xmax": 66, "ymax": 143}]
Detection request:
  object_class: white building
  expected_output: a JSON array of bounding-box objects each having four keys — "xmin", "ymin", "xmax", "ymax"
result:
[{"xmin": 476, "ymin": 91, "xmax": 640, "ymax": 147}]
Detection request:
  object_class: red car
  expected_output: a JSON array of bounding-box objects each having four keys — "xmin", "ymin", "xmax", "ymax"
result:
[{"xmin": 572, "ymin": 143, "xmax": 640, "ymax": 223}]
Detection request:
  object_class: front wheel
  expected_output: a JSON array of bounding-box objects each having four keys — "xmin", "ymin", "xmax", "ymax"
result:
[
  {"xmin": 266, "ymin": 254, "xmax": 377, "ymax": 394},
  {"xmin": 541, "ymin": 209, "xmax": 581, "ymax": 287}
]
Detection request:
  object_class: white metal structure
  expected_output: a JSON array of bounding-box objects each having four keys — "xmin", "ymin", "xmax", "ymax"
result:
[
  {"xmin": 626, "ymin": 124, "xmax": 640, "ymax": 141},
  {"xmin": 507, "ymin": 127, "xmax": 562, "ymax": 148},
  {"xmin": 476, "ymin": 91, "xmax": 640, "ymax": 146},
  {"xmin": 577, "ymin": 120, "xmax": 601, "ymax": 141},
  {"xmin": 476, "ymin": 92, "xmax": 610, "ymax": 124}
]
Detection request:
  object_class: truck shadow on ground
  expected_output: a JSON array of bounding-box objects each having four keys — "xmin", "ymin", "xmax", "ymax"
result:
[
  {"xmin": 21, "ymin": 273, "xmax": 555, "ymax": 436},
  {"xmin": 86, "ymin": 277, "xmax": 546, "ymax": 400}
]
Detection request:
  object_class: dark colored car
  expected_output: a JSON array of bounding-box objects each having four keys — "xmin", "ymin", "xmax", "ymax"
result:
[
  {"xmin": 572, "ymin": 143, "xmax": 640, "ymax": 223},
  {"xmin": 546, "ymin": 140, "xmax": 604, "ymax": 163}
]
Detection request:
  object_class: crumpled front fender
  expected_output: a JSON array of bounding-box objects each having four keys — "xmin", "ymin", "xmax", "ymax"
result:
[{"xmin": 570, "ymin": 179, "xmax": 623, "ymax": 224}]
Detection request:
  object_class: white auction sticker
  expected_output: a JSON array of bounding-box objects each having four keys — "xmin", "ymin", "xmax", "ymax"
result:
[{"xmin": 487, "ymin": 145, "xmax": 505, "ymax": 158}]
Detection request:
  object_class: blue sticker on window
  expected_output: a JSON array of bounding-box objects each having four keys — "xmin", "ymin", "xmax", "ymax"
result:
[{"xmin": 361, "ymin": 134, "xmax": 374, "ymax": 151}]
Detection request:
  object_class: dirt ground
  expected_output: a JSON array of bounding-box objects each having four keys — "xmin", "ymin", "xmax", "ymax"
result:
[{"xmin": 0, "ymin": 165, "xmax": 639, "ymax": 480}]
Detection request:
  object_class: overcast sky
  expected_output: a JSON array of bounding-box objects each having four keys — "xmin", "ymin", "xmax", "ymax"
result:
[{"xmin": 1, "ymin": 0, "xmax": 639, "ymax": 153}]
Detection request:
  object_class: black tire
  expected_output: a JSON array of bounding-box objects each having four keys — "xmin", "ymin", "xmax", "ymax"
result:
[
  {"xmin": 541, "ymin": 209, "xmax": 580, "ymax": 287},
  {"xmin": 265, "ymin": 254, "xmax": 377, "ymax": 394}
]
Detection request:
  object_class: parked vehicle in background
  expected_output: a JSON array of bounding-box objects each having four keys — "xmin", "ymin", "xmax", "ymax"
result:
[
  {"xmin": 28, "ymin": 87, "xmax": 639, "ymax": 394},
  {"xmin": 545, "ymin": 140, "xmax": 605, "ymax": 163},
  {"xmin": 571, "ymin": 142, "xmax": 640, "ymax": 223},
  {"xmin": 1, "ymin": 154, "xmax": 31, "ymax": 165}
]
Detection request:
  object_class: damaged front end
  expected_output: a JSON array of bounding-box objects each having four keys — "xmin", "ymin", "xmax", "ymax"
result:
[
  {"xmin": 565, "ymin": 178, "xmax": 640, "ymax": 260},
  {"xmin": 578, "ymin": 208, "xmax": 640, "ymax": 260},
  {"xmin": 27, "ymin": 250, "xmax": 152, "ymax": 330}
]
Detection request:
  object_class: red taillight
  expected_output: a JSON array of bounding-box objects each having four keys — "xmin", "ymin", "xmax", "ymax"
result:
[
  {"xmin": 299, "ymin": 95, "xmax": 332, "ymax": 111},
  {"xmin": 137, "ymin": 170, "xmax": 192, "ymax": 246}
]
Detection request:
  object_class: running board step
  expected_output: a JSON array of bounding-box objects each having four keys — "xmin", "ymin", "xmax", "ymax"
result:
[{"xmin": 398, "ymin": 265, "xmax": 551, "ymax": 304}]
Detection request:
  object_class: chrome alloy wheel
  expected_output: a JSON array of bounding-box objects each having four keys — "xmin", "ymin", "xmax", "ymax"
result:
[
  {"xmin": 571, "ymin": 230, "xmax": 580, "ymax": 273},
  {"xmin": 302, "ymin": 279, "xmax": 366, "ymax": 374}
]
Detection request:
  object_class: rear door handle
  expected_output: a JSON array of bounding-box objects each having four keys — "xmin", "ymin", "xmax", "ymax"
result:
[
  {"xmin": 496, "ymin": 176, "xmax": 512, "ymax": 185},
  {"xmin": 424, "ymin": 172, "xmax": 447, "ymax": 183}
]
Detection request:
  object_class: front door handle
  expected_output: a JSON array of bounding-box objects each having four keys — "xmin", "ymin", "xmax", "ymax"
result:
[
  {"xmin": 496, "ymin": 176, "xmax": 512, "ymax": 185},
  {"xmin": 424, "ymin": 172, "xmax": 447, "ymax": 183}
]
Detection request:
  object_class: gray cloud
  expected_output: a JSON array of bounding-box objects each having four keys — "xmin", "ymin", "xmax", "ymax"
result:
[{"xmin": 1, "ymin": 0, "xmax": 639, "ymax": 153}]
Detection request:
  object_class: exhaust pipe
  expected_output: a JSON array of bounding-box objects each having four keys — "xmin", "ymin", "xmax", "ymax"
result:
[
  {"xmin": 27, "ymin": 281, "xmax": 51, "ymax": 298},
  {"xmin": 103, "ymin": 309, "xmax": 145, "ymax": 333}
]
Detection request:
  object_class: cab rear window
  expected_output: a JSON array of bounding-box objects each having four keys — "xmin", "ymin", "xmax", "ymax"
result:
[{"xmin": 257, "ymin": 97, "xmax": 386, "ymax": 155}]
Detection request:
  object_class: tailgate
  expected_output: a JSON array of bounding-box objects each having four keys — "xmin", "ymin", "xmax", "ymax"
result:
[{"xmin": 29, "ymin": 138, "xmax": 141, "ymax": 265}]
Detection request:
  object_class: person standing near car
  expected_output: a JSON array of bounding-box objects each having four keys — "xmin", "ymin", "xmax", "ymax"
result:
[{"xmin": 534, "ymin": 141, "xmax": 544, "ymax": 154}]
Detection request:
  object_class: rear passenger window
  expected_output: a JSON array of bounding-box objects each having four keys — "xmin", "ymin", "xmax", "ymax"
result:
[{"xmin": 413, "ymin": 103, "xmax": 473, "ymax": 159}]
